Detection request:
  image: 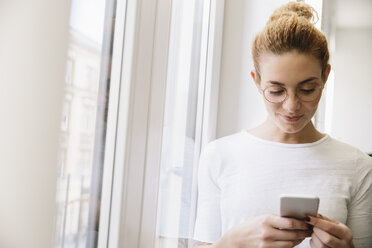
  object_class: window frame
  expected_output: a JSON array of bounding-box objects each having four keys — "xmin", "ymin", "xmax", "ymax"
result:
[{"xmin": 96, "ymin": 0, "xmax": 129, "ymax": 246}]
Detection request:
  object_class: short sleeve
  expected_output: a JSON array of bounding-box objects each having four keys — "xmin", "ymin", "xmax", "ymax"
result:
[
  {"xmin": 193, "ymin": 144, "xmax": 222, "ymax": 243},
  {"xmin": 347, "ymin": 155, "xmax": 372, "ymax": 248}
]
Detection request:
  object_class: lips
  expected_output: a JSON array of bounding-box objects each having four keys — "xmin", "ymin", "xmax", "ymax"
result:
[{"xmin": 281, "ymin": 114, "xmax": 304, "ymax": 122}]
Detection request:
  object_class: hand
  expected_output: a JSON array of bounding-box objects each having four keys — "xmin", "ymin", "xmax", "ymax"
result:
[
  {"xmin": 217, "ymin": 214, "xmax": 312, "ymax": 248},
  {"xmin": 306, "ymin": 214, "xmax": 355, "ymax": 248}
]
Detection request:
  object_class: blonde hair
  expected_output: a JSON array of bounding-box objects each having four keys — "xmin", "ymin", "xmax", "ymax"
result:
[{"xmin": 252, "ymin": 2, "xmax": 329, "ymax": 79}]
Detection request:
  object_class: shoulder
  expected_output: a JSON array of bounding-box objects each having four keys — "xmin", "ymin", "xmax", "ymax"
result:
[
  {"xmin": 201, "ymin": 131, "xmax": 248, "ymax": 155},
  {"xmin": 198, "ymin": 131, "xmax": 248, "ymax": 175},
  {"xmin": 324, "ymin": 136, "xmax": 370, "ymax": 159},
  {"xmin": 326, "ymin": 136, "xmax": 372, "ymax": 174}
]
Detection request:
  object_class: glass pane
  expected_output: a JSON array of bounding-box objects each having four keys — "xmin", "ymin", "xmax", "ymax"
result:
[
  {"xmin": 155, "ymin": 0, "xmax": 205, "ymax": 247},
  {"xmin": 55, "ymin": 0, "xmax": 117, "ymax": 247}
]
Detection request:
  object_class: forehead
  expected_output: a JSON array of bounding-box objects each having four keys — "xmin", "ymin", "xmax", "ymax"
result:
[{"xmin": 259, "ymin": 51, "xmax": 322, "ymax": 86}]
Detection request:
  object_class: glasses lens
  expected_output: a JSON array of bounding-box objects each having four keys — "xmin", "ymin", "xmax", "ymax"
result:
[
  {"xmin": 263, "ymin": 83, "xmax": 322, "ymax": 103},
  {"xmin": 297, "ymin": 83, "xmax": 322, "ymax": 101},
  {"xmin": 264, "ymin": 86, "xmax": 286, "ymax": 103}
]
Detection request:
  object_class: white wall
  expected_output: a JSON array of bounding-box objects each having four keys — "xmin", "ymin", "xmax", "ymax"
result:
[
  {"xmin": 331, "ymin": 28, "xmax": 372, "ymax": 153},
  {"xmin": 217, "ymin": 0, "xmax": 289, "ymax": 138},
  {"xmin": 0, "ymin": 1, "xmax": 70, "ymax": 247}
]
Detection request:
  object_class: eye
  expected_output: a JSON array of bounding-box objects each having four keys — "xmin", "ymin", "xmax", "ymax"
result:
[
  {"xmin": 298, "ymin": 82, "xmax": 320, "ymax": 95},
  {"xmin": 266, "ymin": 86, "xmax": 285, "ymax": 94},
  {"xmin": 269, "ymin": 89, "xmax": 285, "ymax": 95},
  {"xmin": 299, "ymin": 88, "xmax": 316, "ymax": 95}
]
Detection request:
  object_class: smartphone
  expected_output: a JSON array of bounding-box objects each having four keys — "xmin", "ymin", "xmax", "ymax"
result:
[{"xmin": 280, "ymin": 194, "xmax": 319, "ymax": 220}]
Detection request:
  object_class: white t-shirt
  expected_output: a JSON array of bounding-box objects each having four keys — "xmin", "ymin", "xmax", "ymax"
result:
[{"xmin": 193, "ymin": 130, "xmax": 372, "ymax": 247}]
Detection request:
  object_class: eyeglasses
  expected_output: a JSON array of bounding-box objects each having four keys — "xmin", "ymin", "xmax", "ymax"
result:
[{"xmin": 262, "ymin": 83, "xmax": 323, "ymax": 103}]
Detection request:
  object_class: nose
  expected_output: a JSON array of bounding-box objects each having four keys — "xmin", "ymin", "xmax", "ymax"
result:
[{"xmin": 282, "ymin": 91, "xmax": 301, "ymax": 113}]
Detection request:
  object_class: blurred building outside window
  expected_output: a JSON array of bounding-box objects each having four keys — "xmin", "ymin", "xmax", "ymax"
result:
[{"xmin": 55, "ymin": 0, "xmax": 117, "ymax": 247}]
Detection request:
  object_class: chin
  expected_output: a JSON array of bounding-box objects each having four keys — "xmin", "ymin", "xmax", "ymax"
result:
[{"xmin": 277, "ymin": 121, "xmax": 308, "ymax": 134}]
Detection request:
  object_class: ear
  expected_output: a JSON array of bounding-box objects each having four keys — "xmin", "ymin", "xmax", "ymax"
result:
[
  {"xmin": 251, "ymin": 70, "xmax": 262, "ymax": 92},
  {"xmin": 322, "ymin": 64, "xmax": 331, "ymax": 85}
]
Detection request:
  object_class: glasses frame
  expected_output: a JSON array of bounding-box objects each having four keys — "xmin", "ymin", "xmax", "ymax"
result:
[{"xmin": 261, "ymin": 83, "xmax": 324, "ymax": 103}]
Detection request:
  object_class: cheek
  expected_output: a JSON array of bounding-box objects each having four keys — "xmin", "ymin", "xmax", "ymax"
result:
[
  {"xmin": 303, "ymin": 101, "xmax": 319, "ymax": 112},
  {"xmin": 263, "ymin": 101, "xmax": 280, "ymax": 113}
]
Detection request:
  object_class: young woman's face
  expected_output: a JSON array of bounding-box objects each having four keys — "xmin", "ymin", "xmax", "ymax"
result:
[{"xmin": 251, "ymin": 51, "xmax": 330, "ymax": 134}]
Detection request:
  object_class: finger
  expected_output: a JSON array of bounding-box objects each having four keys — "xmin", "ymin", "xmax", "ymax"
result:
[
  {"xmin": 310, "ymin": 236, "xmax": 326, "ymax": 248},
  {"xmin": 317, "ymin": 213, "xmax": 338, "ymax": 224},
  {"xmin": 316, "ymin": 216, "xmax": 353, "ymax": 243},
  {"xmin": 306, "ymin": 216, "xmax": 345, "ymax": 238},
  {"xmin": 264, "ymin": 226, "xmax": 311, "ymax": 241},
  {"xmin": 313, "ymin": 227, "xmax": 343, "ymax": 248},
  {"xmin": 310, "ymin": 232, "xmax": 330, "ymax": 248},
  {"xmin": 269, "ymin": 215, "xmax": 309, "ymax": 230}
]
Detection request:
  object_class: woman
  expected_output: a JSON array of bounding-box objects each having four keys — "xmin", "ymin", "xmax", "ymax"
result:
[{"xmin": 193, "ymin": 2, "xmax": 372, "ymax": 248}]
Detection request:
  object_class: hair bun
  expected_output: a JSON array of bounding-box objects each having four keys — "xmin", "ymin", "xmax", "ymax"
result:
[{"xmin": 269, "ymin": 2, "xmax": 318, "ymax": 24}]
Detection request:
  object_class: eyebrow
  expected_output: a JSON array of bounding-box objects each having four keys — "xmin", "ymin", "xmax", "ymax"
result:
[{"xmin": 266, "ymin": 77, "xmax": 319, "ymax": 86}]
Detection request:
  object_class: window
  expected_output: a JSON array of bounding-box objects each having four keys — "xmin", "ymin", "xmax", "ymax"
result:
[
  {"xmin": 155, "ymin": 0, "xmax": 224, "ymax": 247},
  {"xmin": 155, "ymin": 0, "xmax": 204, "ymax": 246},
  {"xmin": 54, "ymin": 0, "xmax": 224, "ymax": 246},
  {"xmin": 55, "ymin": 0, "xmax": 117, "ymax": 247}
]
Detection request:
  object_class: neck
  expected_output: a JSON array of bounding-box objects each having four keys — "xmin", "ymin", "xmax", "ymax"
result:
[{"xmin": 249, "ymin": 118, "xmax": 325, "ymax": 144}]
